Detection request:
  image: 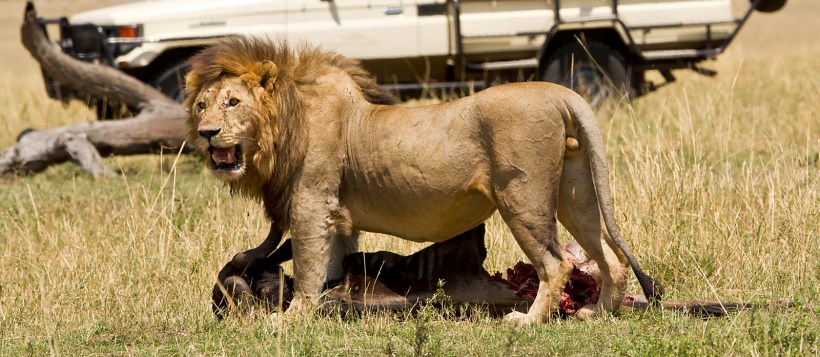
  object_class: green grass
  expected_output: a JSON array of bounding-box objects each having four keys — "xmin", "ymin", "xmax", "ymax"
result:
[{"xmin": 1, "ymin": 0, "xmax": 818, "ymax": 355}]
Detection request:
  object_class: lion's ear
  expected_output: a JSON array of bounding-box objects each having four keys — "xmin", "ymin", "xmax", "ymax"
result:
[{"xmin": 258, "ymin": 60, "xmax": 278, "ymax": 92}]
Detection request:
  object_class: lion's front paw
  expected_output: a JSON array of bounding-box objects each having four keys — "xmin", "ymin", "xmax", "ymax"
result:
[
  {"xmin": 575, "ymin": 304, "xmax": 604, "ymax": 320},
  {"xmin": 283, "ymin": 295, "xmax": 315, "ymax": 320},
  {"xmin": 503, "ymin": 311, "xmax": 543, "ymax": 326}
]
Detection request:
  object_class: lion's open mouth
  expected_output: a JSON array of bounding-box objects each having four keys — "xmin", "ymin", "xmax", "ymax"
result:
[{"xmin": 208, "ymin": 145, "xmax": 243, "ymax": 172}]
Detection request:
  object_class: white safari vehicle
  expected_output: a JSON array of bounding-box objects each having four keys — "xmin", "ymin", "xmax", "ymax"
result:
[{"xmin": 35, "ymin": 0, "xmax": 785, "ymax": 116}]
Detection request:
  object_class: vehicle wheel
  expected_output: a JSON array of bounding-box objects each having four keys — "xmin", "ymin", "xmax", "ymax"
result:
[
  {"xmin": 540, "ymin": 41, "xmax": 630, "ymax": 108},
  {"xmin": 150, "ymin": 60, "xmax": 190, "ymax": 102}
]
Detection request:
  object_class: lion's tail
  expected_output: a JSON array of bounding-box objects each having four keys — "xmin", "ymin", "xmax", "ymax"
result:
[{"xmin": 565, "ymin": 94, "xmax": 665, "ymax": 304}]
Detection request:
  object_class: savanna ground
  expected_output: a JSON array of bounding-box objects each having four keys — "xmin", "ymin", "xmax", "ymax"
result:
[{"xmin": 0, "ymin": 0, "xmax": 818, "ymax": 355}]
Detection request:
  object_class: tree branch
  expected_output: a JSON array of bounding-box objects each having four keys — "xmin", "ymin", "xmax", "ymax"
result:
[{"xmin": 1, "ymin": 2, "xmax": 190, "ymax": 177}]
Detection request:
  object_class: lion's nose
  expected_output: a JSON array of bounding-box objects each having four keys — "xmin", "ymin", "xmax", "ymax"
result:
[{"xmin": 198, "ymin": 127, "xmax": 221, "ymax": 139}]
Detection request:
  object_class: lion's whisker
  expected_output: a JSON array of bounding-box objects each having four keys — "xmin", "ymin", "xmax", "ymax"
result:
[{"xmin": 233, "ymin": 135, "xmax": 258, "ymax": 142}]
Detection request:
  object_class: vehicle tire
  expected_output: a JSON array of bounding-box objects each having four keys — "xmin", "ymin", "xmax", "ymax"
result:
[
  {"xmin": 751, "ymin": 0, "xmax": 786, "ymax": 13},
  {"xmin": 540, "ymin": 41, "xmax": 630, "ymax": 108},
  {"xmin": 150, "ymin": 60, "xmax": 190, "ymax": 102}
]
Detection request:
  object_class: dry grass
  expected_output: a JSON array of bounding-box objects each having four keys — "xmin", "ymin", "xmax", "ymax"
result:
[{"xmin": 0, "ymin": 0, "xmax": 818, "ymax": 355}]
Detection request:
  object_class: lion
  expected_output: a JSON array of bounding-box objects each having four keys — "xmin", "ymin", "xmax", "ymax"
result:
[{"xmin": 184, "ymin": 37, "xmax": 663, "ymax": 324}]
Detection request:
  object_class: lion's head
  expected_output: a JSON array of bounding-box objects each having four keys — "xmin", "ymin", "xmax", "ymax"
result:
[
  {"xmin": 184, "ymin": 37, "xmax": 395, "ymax": 224},
  {"xmin": 186, "ymin": 74, "xmax": 261, "ymax": 180},
  {"xmin": 184, "ymin": 38, "xmax": 311, "ymax": 224}
]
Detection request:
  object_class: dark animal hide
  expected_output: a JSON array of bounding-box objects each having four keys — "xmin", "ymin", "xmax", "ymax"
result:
[{"xmin": 213, "ymin": 225, "xmax": 787, "ymax": 319}]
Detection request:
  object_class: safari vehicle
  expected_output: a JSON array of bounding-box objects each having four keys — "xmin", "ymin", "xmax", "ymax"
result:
[{"xmin": 35, "ymin": 0, "xmax": 785, "ymax": 116}]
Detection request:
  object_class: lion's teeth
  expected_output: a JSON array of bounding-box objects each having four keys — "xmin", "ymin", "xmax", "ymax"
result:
[{"xmin": 211, "ymin": 146, "xmax": 238, "ymax": 164}]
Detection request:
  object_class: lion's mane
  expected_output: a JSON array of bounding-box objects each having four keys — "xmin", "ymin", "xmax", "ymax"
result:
[{"xmin": 184, "ymin": 37, "xmax": 396, "ymax": 227}]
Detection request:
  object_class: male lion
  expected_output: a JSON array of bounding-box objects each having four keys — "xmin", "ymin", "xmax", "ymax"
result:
[{"xmin": 185, "ymin": 37, "xmax": 663, "ymax": 324}]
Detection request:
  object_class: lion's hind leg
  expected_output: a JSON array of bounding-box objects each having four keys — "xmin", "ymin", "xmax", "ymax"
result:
[
  {"xmin": 493, "ymin": 168, "xmax": 573, "ymax": 325},
  {"xmin": 557, "ymin": 153, "xmax": 629, "ymax": 319},
  {"xmin": 498, "ymin": 205, "xmax": 572, "ymax": 324}
]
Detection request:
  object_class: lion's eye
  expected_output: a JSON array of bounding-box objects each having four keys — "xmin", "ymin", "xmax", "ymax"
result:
[
  {"xmin": 229, "ymin": 98, "xmax": 240, "ymax": 106},
  {"xmin": 197, "ymin": 101, "xmax": 206, "ymax": 110}
]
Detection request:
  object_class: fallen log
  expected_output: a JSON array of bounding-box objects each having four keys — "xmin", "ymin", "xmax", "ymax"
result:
[{"xmin": 1, "ymin": 3, "xmax": 188, "ymax": 177}]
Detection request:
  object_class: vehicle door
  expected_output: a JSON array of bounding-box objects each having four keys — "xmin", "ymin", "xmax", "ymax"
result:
[
  {"xmin": 181, "ymin": 1, "xmax": 287, "ymax": 38},
  {"xmin": 456, "ymin": 0, "xmax": 551, "ymax": 57},
  {"xmin": 285, "ymin": 0, "xmax": 420, "ymax": 60}
]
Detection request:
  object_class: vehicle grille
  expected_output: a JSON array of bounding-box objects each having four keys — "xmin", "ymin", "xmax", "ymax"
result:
[{"xmin": 65, "ymin": 24, "xmax": 105, "ymax": 60}]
